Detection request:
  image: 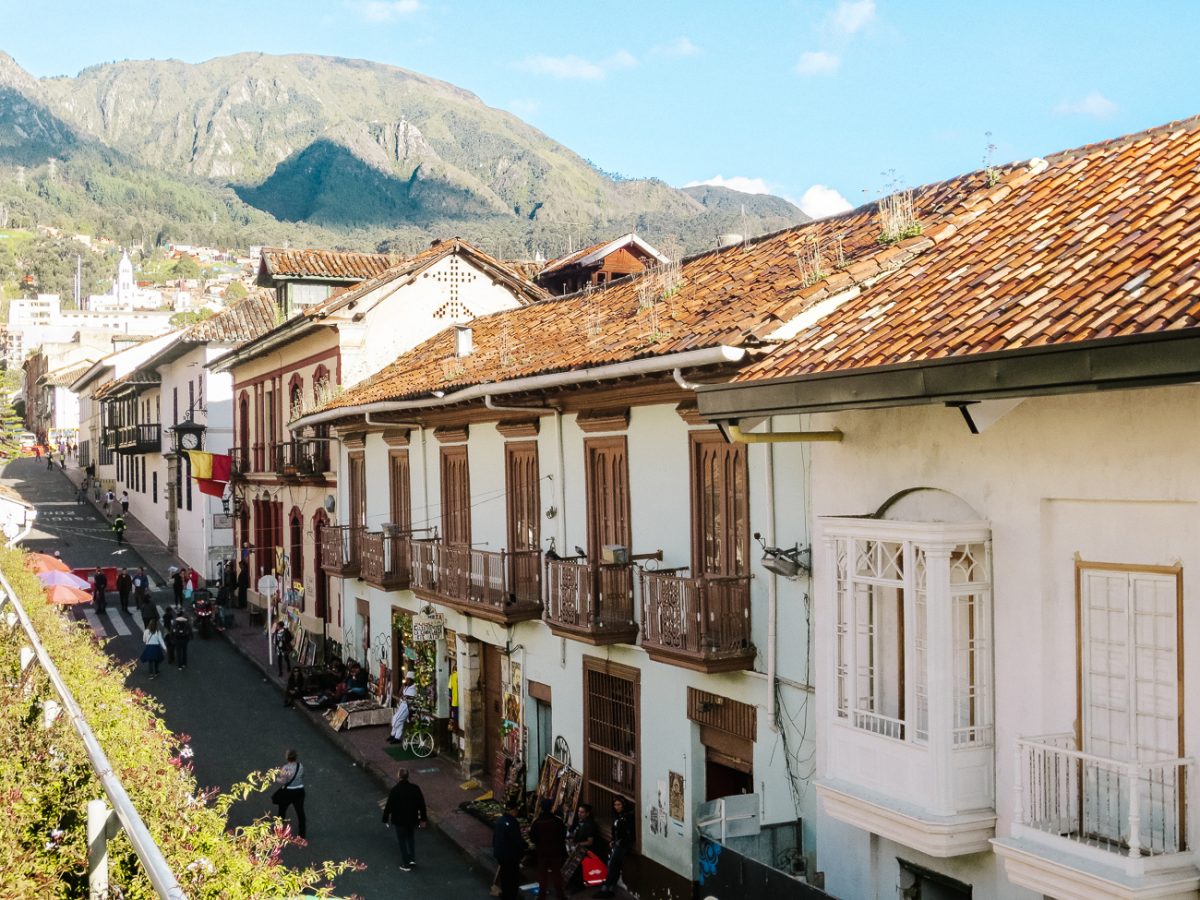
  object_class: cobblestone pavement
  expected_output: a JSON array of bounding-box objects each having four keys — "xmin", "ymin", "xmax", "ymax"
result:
[{"xmin": 4, "ymin": 457, "xmax": 494, "ymax": 899}]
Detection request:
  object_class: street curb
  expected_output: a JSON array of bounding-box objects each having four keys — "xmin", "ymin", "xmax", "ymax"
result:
[{"xmin": 218, "ymin": 619, "xmax": 501, "ymax": 881}]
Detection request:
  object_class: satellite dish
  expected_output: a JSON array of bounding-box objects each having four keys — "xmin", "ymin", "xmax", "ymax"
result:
[{"xmin": 324, "ymin": 494, "xmax": 336, "ymax": 513}]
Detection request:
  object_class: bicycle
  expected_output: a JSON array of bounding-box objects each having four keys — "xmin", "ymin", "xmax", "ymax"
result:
[{"xmin": 402, "ymin": 712, "xmax": 435, "ymax": 758}]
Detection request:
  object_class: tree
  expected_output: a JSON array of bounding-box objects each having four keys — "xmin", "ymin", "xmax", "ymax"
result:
[
  {"xmin": 224, "ymin": 279, "xmax": 248, "ymax": 301},
  {"xmin": 171, "ymin": 254, "xmax": 201, "ymax": 280},
  {"xmin": 0, "ymin": 370, "xmax": 25, "ymax": 467}
]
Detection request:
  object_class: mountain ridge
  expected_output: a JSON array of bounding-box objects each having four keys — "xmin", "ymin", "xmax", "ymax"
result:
[{"xmin": 0, "ymin": 50, "xmax": 809, "ymax": 255}]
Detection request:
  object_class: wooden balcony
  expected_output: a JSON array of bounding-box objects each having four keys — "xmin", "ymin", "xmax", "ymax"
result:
[
  {"xmin": 230, "ymin": 446, "xmax": 251, "ymax": 477},
  {"xmin": 359, "ymin": 530, "xmax": 411, "ymax": 591},
  {"xmin": 101, "ymin": 427, "xmax": 119, "ymax": 451},
  {"xmin": 116, "ymin": 423, "xmax": 161, "ymax": 455},
  {"xmin": 639, "ymin": 569, "xmax": 756, "ymax": 673},
  {"xmin": 410, "ymin": 540, "xmax": 542, "ymax": 626},
  {"xmin": 319, "ymin": 525, "xmax": 362, "ymax": 577},
  {"xmin": 544, "ymin": 559, "xmax": 638, "ymax": 645}
]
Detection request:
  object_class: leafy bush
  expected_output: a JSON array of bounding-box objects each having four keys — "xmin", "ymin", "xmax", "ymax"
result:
[{"xmin": 0, "ymin": 549, "xmax": 357, "ymax": 897}]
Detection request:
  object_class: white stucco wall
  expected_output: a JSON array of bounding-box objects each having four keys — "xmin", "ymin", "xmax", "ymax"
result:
[{"xmin": 807, "ymin": 384, "xmax": 1200, "ymax": 899}]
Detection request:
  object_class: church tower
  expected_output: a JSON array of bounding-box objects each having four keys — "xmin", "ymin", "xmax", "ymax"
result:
[{"xmin": 115, "ymin": 250, "xmax": 135, "ymax": 309}]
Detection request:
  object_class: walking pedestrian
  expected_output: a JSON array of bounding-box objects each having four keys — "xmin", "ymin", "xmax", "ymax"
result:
[
  {"xmin": 76, "ymin": 482, "xmax": 86, "ymax": 505},
  {"xmin": 237, "ymin": 560, "xmax": 250, "ymax": 609},
  {"xmin": 273, "ymin": 749, "xmax": 306, "ymax": 839},
  {"xmin": 111, "ymin": 514, "xmax": 127, "ymax": 544},
  {"xmin": 92, "ymin": 569, "xmax": 108, "ymax": 614},
  {"xmin": 492, "ymin": 797, "xmax": 527, "ymax": 900},
  {"xmin": 46, "ymin": 452, "xmax": 54, "ymax": 471},
  {"xmin": 272, "ymin": 620, "xmax": 294, "ymax": 675},
  {"xmin": 132, "ymin": 567, "xmax": 149, "ymax": 607},
  {"xmin": 116, "ymin": 568, "xmax": 133, "ymax": 613},
  {"xmin": 170, "ymin": 609, "xmax": 192, "ymax": 669},
  {"xmin": 121, "ymin": 490, "xmax": 129, "ymax": 515},
  {"xmin": 597, "ymin": 798, "xmax": 635, "ymax": 898},
  {"xmin": 104, "ymin": 489, "xmax": 115, "ymax": 516},
  {"xmin": 382, "ymin": 767, "xmax": 427, "ymax": 871},
  {"xmin": 140, "ymin": 592, "xmax": 159, "ymax": 630},
  {"xmin": 172, "ymin": 567, "xmax": 184, "ymax": 607},
  {"xmin": 530, "ymin": 799, "xmax": 568, "ymax": 900},
  {"xmin": 140, "ymin": 620, "xmax": 166, "ymax": 678}
]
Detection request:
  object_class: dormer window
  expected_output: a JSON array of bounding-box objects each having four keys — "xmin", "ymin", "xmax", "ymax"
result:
[{"xmin": 455, "ymin": 325, "xmax": 473, "ymax": 358}]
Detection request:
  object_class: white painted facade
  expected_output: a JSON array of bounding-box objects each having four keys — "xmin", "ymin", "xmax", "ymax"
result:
[
  {"xmin": 329, "ymin": 401, "xmax": 820, "ymax": 887},
  {"xmin": 803, "ymin": 384, "xmax": 1200, "ymax": 900}
]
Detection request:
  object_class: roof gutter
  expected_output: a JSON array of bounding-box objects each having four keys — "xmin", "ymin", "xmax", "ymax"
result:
[{"xmin": 291, "ymin": 344, "xmax": 747, "ymax": 430}]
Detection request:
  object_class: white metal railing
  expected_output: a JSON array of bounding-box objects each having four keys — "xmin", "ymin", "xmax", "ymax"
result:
[
  {"xmin": 1015, "ymin": 734, "xmax": 1192, "ymax": 858},
  {"xmin": 0, "ymin": 569, "xmax": 186, "ymax": 898},
  {"xmin": 852, "ymin": 709, "xmax": 906, "ymax": 741}
]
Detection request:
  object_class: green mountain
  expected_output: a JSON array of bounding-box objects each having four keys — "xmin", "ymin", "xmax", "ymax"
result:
[{"xmin": 0, "ymin": 51, "xmax": 809, "ymax": 255}]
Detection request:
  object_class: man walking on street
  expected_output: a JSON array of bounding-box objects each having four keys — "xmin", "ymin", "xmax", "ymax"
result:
[
  {"xmin": 382, "ymin": 767, "xmax": 427, "ymax": 871},
  {"xmin": 112, "ymin": 514, "xmax": 127, "ymax": 544},
  {"xmin": 274, "ymin": 749, "xmax": 306, "ymax": 839},
  {"xmin": 104, "ymin": 489, "xmax": 115, "ymax": 516},
  {"xmin": 117, "ymin": 568, "xmax": 133, "ymax": 613},
  {"xmin": 171, "ymin": 610, "xmax": 192, "ymax": 669},
  {"xmin": 492, "ymin": 798, "xmax": 527, "ymax": 900},
  {"xmin": 132, "ymin": 568, "xmax": 149, "ymax": 608},
  {"xmin": 92, "ymin": 569, "xmax": 108, "ymax": 615}
]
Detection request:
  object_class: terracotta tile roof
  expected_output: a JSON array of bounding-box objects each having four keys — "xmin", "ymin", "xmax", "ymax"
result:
[
  {"xmin": 538, "ymin": 233, "xmax": 668, "ymax": 276},
  {"xmin": 303, "ymin": 238, "xmax": 548, "ymax": 318},
  {"xmin": 320, "ymin": 175, "xmax": 1003, "ymax": 411},
  {"xmin": 181, "ymin": 293, "xmax": 276, "ymax": 344},
  {"xmin": 257, "ymin": 248, "xmax": 403, "ymax": 283},
  {"xmin": 43, "ymin": 361, "xmax": 95, "ymax": 388},
  {"xmin": 734, "ymin": 115, "xmax": 1200, "ymax": 382}
]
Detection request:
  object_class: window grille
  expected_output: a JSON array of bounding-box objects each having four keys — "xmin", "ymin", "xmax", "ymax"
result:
[{"xmin": 584, "ymin": 659, "xmax": 639, "ymax": 825}]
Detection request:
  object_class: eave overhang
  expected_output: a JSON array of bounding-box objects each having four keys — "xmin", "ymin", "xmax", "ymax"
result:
[{"xmin": 696, "ymin": 331, "xmax": 1200, "ymax": 421}]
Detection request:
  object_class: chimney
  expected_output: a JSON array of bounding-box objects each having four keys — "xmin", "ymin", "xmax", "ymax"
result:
[{"xmin": 455, "ymin": 325, "xmax": 473, "ymax": 358}]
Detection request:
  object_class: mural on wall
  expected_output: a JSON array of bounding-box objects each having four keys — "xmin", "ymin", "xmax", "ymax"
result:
[
  {"xmin": 650, "ymin": 780, "xmax": 670, "ymax": 838},
  {"xmin": 669, "ymin": 771, "xmax": 685, "ymax": 822},
  {"xmin": 502, "ymin": 658, "xmax": 525, "ymax": 762}
]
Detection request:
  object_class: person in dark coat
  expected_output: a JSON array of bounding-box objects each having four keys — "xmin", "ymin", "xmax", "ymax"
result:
[
  {"xmin": 171, "ymin": 611, "xmax": 193, "ymax": 669},
  {"xmin": 597, "ymin": 798, "xmax": 635, "ymax": 898},
  {"xmin": 492, "ymin": 798, "xmax": 527, "ymax": 900},
  {"xmin": 132, "ymin": 568, "xmax": 149, "ymax": 607},
  {"xmin": 116, "ymin": 568, "xmax": 133, "ymax": 613},
  {"xmin": 381, "ymin": 767, "xmax": 427, "ymax": 871},
  {"xmin": 237, "ymin": 560, "xmax": 250, "ymax": 609},
  {"xmin": 92, "ymin": 569, "xmax": 108, "ymax": 614},
  {"xmin": 529, "ymin": 799, "xmax": 568, "ymax": 900},
  {"xmin": 172, "ymin": 568, "xmax": 185, "ymax": 607}
]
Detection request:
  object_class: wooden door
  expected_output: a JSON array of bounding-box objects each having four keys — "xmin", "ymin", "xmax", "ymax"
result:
[
  {"xmin": 691, "ymin": 431, "xmax": 749, "ymax": 576},
  {"xmin": 584, "ymin": 437, "xmax": 630, "ymax": 560},
  {"xmin": 441, "ymin": 445, "xmax": 471, "ymax": 546},
  {"xmin": 505, "ymin": 441, "xmax": 540, "ymax": 551},
  {"xmin": 482, "ymin": 643, "xmax": 503, "ymax": 779}
]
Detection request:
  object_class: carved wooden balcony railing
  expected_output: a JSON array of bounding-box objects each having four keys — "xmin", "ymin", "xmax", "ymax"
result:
[
  {"xmin": 116, "ymin": 423, "xmax": 161, "ymax": 455},
  {"xmin": 409, "ymin": 540, "xmax": 542, "ymax": 625},
  {"xmin": 544, "ymin": 558, "xmax": 638, "ymax": 645},
  {"xmin": 319, "ymin": 525, "xmax": 363, "ymax": 577},
  {"xmin": 639, "ymin": 569, "xmax": 756, "ymax": 673},
  {"xmin": 359, "ymin": 531, "xmax": 411, "ymax": 590},
  {"xmin": 271, "ymin": 439, "xmax": 328, "ymax": 479}
]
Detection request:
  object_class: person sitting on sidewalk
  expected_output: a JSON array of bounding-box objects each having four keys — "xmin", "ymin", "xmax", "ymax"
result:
[{"xmin": 344, "ymin": 661, "xmax": 369, "ymax": 700}]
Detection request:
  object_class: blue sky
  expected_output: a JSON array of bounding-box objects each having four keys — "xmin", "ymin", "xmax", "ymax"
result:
[{"xmin": 3, "ymin": 0, "xmax": 1198, "ymax": 217}]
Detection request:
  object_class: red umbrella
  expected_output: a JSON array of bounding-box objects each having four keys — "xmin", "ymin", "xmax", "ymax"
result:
[
  {"xmin": 26, "ymin": 553, "xmax": 70, "ymax": 574},
  {"xmin": 45, "ymin": 584, "xmax": 93, "ymax": 606}
]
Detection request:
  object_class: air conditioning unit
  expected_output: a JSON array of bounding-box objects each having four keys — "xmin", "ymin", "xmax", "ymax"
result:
[{"xmin": 601, "ymin": 545, "xmax": 628, "ymax": 564}]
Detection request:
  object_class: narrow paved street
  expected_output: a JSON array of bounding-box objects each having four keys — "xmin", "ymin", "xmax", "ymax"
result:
[{"xmin": 6, "ymin": 457, "xmax": 490, "ymax": 898}]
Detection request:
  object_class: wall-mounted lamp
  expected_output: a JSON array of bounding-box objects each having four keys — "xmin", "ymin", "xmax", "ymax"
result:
[{"xmin": 754, "ymin": 532, "xmax": 810, "ymax": 578}]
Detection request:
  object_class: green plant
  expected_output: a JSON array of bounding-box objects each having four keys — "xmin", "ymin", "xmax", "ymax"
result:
[
  {"xmin": 0, "ymin": 548, "xmax": 359, "ymax": 897},
  {"xmin": 983, "ymin": 132, "xmax": 1001, "ymax": 187}
]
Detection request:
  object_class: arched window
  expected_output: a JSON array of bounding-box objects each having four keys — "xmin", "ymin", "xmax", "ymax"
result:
[
  {"xmin": 312, "ymin": 509, "xmax": 329, "ymax": 620},
  {"xmin": 237, "ymin": 391, "xmax": 250, "ymax": 472},
  {"xmin": 288, "ymin": 373, "xmax": 304, "ymax": 423},
  {"xmin": 289, "ymin": 506, "xmax": 305, "ymax": 612}
]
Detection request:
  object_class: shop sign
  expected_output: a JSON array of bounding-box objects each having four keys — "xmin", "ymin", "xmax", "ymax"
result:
[{"xmin": 412, "ymin": 612, "xmax": 446, "ymax": 642}]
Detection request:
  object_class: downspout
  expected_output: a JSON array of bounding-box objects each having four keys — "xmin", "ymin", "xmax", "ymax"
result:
[{"xmin": 727, "ymin": 423, "xmax": 842, "ymax": 443}]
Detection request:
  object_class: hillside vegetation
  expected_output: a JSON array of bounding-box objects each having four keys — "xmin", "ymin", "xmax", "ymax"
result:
[{"xmin": 0, "ymin": 51, "xmax": 808, "ymax": 256}]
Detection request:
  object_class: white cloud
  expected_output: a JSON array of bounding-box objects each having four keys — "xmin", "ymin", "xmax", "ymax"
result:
[
  {"xmin": 685, "ymin": 175, "xmax": 772, "ymax": 195},
  {"xmin": 795, "ymin": 51, "xmax": 841, "ymax": 76},
  {"xmin": 352, "ymin": 0, "xmax": 421, "ymax": 22},
  {"xmin": 519, "ymin": 50, "xmax": 637, "ymax": 81},
  {"xmin": 1054, "ymin": 90, "xmax": 1117, "ymax": 118},
  {"xmin": 654, "ymin": 36, "xmax": 700, "ymax": 58},
  {"xmin": 831, "ymin": 0, "xmax": 876, "ymax": 34},
  {"xmin": 798, "ymin": 184, "xmax": 853, "ymax": 218}
]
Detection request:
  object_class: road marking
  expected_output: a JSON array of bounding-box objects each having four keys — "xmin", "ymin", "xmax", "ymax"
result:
[
  {"xmin": 104, "ymin": 608, "xmax": 131, "ymax": 636},
  {"xmin": 81, "ymin": 609, "xmax": 105, "ymax": 637}
]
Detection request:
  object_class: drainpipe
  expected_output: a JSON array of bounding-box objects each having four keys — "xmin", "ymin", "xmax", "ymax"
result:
[
  {"xmin": 727, "ymin": 423, "xmax": 842, "ymax": 443},
  {"xmin": 764, "ymin": 420, "xmax": 779, "ymax": 732}
]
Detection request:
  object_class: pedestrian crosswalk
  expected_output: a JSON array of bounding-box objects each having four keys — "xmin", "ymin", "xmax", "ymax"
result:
[{"xmin": 80, "ymin": 604, "xmax": 158, "ymax": 639}]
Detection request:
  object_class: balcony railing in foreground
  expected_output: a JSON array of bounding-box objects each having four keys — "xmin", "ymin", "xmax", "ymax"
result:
[
  {"xmin": 359, "ymin": 530, "xmax": 412, "ymax": 590},
  {"xmin": 410, "ymin": 541, "xmax": 542, "ymax": 624},
  {"xmin": 0, "ymin": 569, "xmax": 185, "ymax": 898},
  {"xmin": 1016, "ymin": 733, "xmax": 1192, "ymax": 859},
  {"xmin": 544, "ymin": 558, "xmax": 638, "ymax": 644},
  {"xmin": 639, "ymin": 569, "xmax": 755, "ymax": 672},
  {"xmin": 319, "ymin": 525, "xmax": 363, "ymax": 577}
]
